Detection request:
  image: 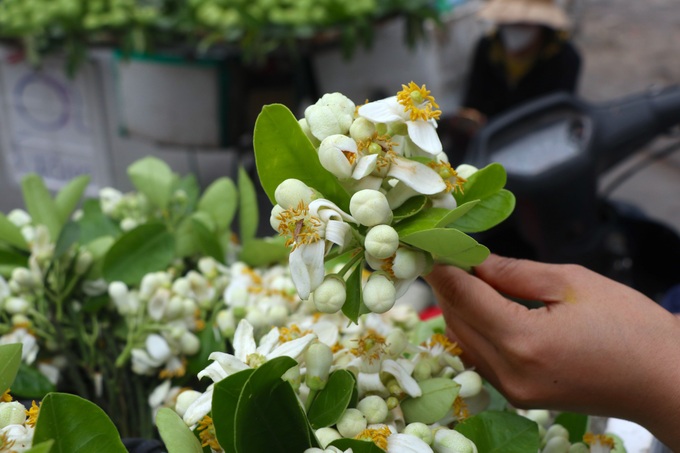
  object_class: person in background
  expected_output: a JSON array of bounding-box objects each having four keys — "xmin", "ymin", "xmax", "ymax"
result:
[
  {"xmin": 447, "ymin": 0, "xmax": 582, "ymax": 155},
  {"xmin": 425, "ymin": 254, "xmax": 680, "ymax": 450}
]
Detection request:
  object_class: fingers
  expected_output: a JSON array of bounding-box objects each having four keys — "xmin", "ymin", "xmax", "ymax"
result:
[{"xmin": 473, "ymin": 254, "xmax": 575, "ymax": 304}]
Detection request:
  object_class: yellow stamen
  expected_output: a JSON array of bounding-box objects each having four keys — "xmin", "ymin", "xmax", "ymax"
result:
[
  {"xmin": 355, "ymin": 426, "xmax": 391, "ymax": 450},
  {"xmin": 350, "ymin": 330, "xmax": 386, "ymax": 363},
  {"xmin": 342, "ymin": 150, "xmax": 357, "ymax": 165},
  {"xmin": 25, "ymin": 401, "xmax": 40, "ymax": 427},
  {"xmin": 279, "ymin": 324, "xmax": 311, "ymax": 343},
  {"xmin": 197, "ymin": 415, "xmax": 221, "ymax": 450},
  {"xmin": 396, "ymin": 82, "xmax": 442, "ymax": 122},
  {"xmin": 331, "ymin": 342, "xmax": 344, "ymax": 353},
  {"xmin": 1, "ymin": 389, "xmax": 12, "ymax": 403},
  {"xmin": 276, "ymin": 201, "xmax": 322, "ymax": 250},
  {"xmin": 427, "ymin": 161, "xmax": 466, "ymax": 193},
  {"xmin": 453, "ymin": 396, "xmax": 470, "ymax": 420},
  {"xmin": 423, "ymin": 333, "xmax": 463, "ymax": 356},
  {"xmin": 583, "ymin": 433, "xmax": 616, "ymax": 448},
  {"xmin": 0, "ymin": 432, "xmax": 16, "ymax": 450},
  {"xmin": 159, "ymin": 358, "xmax": 187, "ymax": 380}
]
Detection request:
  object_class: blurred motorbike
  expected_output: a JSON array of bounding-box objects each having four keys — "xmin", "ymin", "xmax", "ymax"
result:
[{"xmin": 464, "ymin": 86, "xmax": 680, "ymax": 301}]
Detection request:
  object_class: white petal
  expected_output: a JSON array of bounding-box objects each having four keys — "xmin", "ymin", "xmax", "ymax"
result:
[
  {"xmin": 289, "ymin": 247, "xmax": 312, "ymax": 300},
  {"xmin": 382, "ymin": 359, "xmax": 422, "ymax": 397},
  {"xmin": 388, "ymin": 433, "xmax": 433, "ymax": 453},
  {"xmin": 388, "ymin": 157, "xmax": 446, "ymax": 195},
  {"xmin": 268, "ymin": 333, "xmax": 317, "ymax": 360},
  {"xmin": 312, "ymin": 321, "xmax": 339, "ymax": 347},
  {"xmin": 352, "ymin": 154, "xmax": 378, "ymax": 179},
  {"xmin": 357, "ymin": 372, "xmax": 389, "ymax": 397},
  {"xmin": 206, "ymin": 352, "xmax": 250, "ymax": 375},
  {"xmin": 345, "ymin": 175, "xmax": 383, "ymax": 192},
  {"xmin": 406, "ymin": 120, "xmax": 442, "ymax": 155},
  {"xmin": 233, "ymin": 319, "xmax": 257, "ymax": 362},
  {"xmin": 197, "ymin": 361, "xmax": 229, "ymax": 382},
  {"xmin": 309, "ymin": 199, "xmax": 356, "ymax": 224},
  {"xmin": 183, "ymin": 387, "xmax": 213, "ymax": 426},
  {"xmin": 325, "ymin": 220, "xmax": 350, "ymax": 247},
  {"xmin": 256, "ymin": 327, "xmax": 281, "ymax": 356},
  {"xmin": 358, "ymin": 97, "xmax": 406, "ymax": 123},
  {"xmin": 431, "ymin": 192, "xmax": 457, "ymax": 209}
]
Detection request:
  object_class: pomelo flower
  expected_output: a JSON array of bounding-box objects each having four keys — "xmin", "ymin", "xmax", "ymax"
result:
[
  {"xmin": 355, "ymin": 426, "xmax": 433, "ymax": 453},
  {"xmin": 273, "ymin": 198, "xmax": 356, "ymax": 299},
  {"xmin": 358, "ymin": 82, "xmax": 442, "ymax": 156}
]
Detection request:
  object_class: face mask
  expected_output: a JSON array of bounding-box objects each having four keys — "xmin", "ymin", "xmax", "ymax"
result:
[{"xmin": 500, "ymin": 25, "xmax": 541, "ymax": 53}]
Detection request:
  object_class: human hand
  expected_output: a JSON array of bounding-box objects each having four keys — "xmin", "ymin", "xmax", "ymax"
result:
[{"xmin": 425, "ymin": 254, "xmax": 680, "ymax": 448}]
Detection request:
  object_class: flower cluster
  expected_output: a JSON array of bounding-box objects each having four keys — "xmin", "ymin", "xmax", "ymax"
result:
[
  {"xmin": 0, "ymin": 392, "xmax": 39, "ymax": 453},
  {"xmin": 270, "ymin": 83, "xmax": 479, "ymax": 314}
]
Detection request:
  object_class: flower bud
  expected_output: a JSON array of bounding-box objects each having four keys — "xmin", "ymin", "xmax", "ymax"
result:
[
  {"xmin": 350, "ymin": 190, "xmax": 392, "ymax": 227},
  {"xmin": 385, "ymin": 329, "xmax": 408, "ymax": 357},
  {"xmin": 568, "ymin": 443, "xmax": 590, "ymax": 453},
  {"xmin": 349, "ymin": 117, "xmax": 376, "ymax": 142},
  {"xmin": 7, "ymin": 209, "xmax": 31, "ymax": 227},
  {"xmin": 364, "ymin": 225, "xmax": 399, "ymax": 259},
  {"xmin": 519, "ymin": 409, "xmax": 551, "ymax": 428},
  {"xmin": 392, "ymin": 248, "xmax": 427, "ymax": 281},
  {"xmin": 453, "ymin": 371, "xmax": 482, "ymax": 399},
  {"xmin": 433, "ymin": 428, "xmax": 477, "ymax": 453},
  {"xmin": 120, "ymin": 218, "xmax": 139, "ymax": 231},
  {"xmin": 4, "ymin": 297, "xmax": 29, "ymax": 315},
  {"xmin": 362, "ymin": 273, "xmax": 396, "ymax": 314},
  {"xmin": 413, "ymin": 360, "xmax": 433, "ymax": 381},
  {"xmin": 275, "ymin": 179, "xmax": 315, "ymax": 210},
  {"xmin": 455, "ymin": 164, "xmax": 478, "ymax": 179},
  {"xmin": 305, "ymin": 93, "xmax": 355, "ymax": 141},
  {"xmin": 0, "ymin": 401, "xmax": 27, "ymax": 428},
  {"xmin": 336, "ymin": 408, "xmax": 367, "ymax": 438},
  {"xmin": 312, "ymin": 275, "xmax": 346, "ymax": 313},
  {"xmin": 175, "ymin": 390, "xmax": 202, "ymax": 418},
  {"xmin": 543, "ymin": 436, "xmax": 571, "ymax": 453},
  {"xmin": 357, "ymin": 395, "xmax": 388, "ymax": 424},
  {"xmin": 318, "ymin": 135, "xmax": 357, "ymax": 179},
  {"xmin": 305, "ymin": 342, "xmax": 333, "ymax": 390},
  {"xmin": 180, "ymin": 331, "xmax": 200, "ymax": 355},
  {"xmin": 298, "ymin": 118, "xmax": 321, "ymax": 146},
  {"xmin": 282, "ymin": 364, "xmax": 302, "ymax": 392},
  {"xmin": 315, "ymin": 427, "xmax": 342, "ymax": 448},
  {"xmin": 543, "ymin": 425, "xmax": 569, "ymax": 447},
  {"xmin": 11, "ymin": 268, "xmax": 34, "ymax": 289},
  {"xmin": 146, "ymin": 334, "xmax": 172, "ymax": 363},
  {"xmin": 75, "ymin": 250, "xmax": 93, "ymax": 275},
  {"xmin": 404, "ymin": 422, "xmax": 433, "ymax": 445}
]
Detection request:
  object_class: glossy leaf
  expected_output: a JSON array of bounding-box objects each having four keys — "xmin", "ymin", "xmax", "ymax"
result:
[
  {"xmin": 234, "ymin": 356, "xmax": 317, "ymax": 452},
  {"xmin": 392, "ymin": 196, "xmax": 428, "ymax": 221},
  {"xmin": 174, "ymin": 217, "xmax": 198, "ymax": 258},
  {"xmin": 455, "ymin": 163, "xmax": 507, "ymax": 205},
  {"xmin": 102, "ymin": 223, "xmax": 175, "ymax": 285},
  {"xmin": 198, "ymin": 177, "xmax": 237, "ymax": 231},
  {"xmin": 25, "ymin": 440, "xmax": 55, "ymax": 453},
  {"xmin": 253, "ymin": 104, "xmax": 350, "ymax": 211},
  {"xmin": 401, "ymin": 377, "xmax": 460, "ymax": 424},
  {"xmin": 400, "ymin": 228, "xmax": 489, "ymax": 269},
  {"xmin": 33, "ymin": 393, "xmax": 127, "ymax": 453},
  {"xmin": 341, "ymin": 260, "xmax": 365, "ymax": 324},
  {"xmin": 394, "ymin": 201, "xmax": 479, "ymax": 237},
  {"xmin": 54, "ymin": 222, "xmax": 80, "ymax": 258},
  {"xmin": 191, "ymin": 216, "xmax": 224, "ymax": 263},
  {"xmin": 238, "ymin": 167, "xmax": 259, "ymax": 242},
  {"xmin": 0, "ymin": 343, "xmax": 22, "ymax": 393},
  {"xmin": 0, "ymin": 212, "xmax": 29, "ymax": 250},
  {"xmin": 213, "ymin": 369, "xmax": 255, "ymax": 453},
  {"xmin": 156, "ymin": 408, "xmax": 203, "ymax": 453},
  {"xmin": 329, "ymin": 438, "xmax": 385, "ymax": 452},
  {"xmin": 55, "ymin": 174, "xmax": 91, "ymax": 224},
  {"xmin": 450, "ymin": 190, "xmax": 515, "ymax": 233},
  {"xmin": 238, "ymin": 237, "xmax": 289, "ymax": 267},
  {"xmin": 11, "ymin": 364, "xmax": 56, "ymax": 399},
  {"xmin": 307, "ymin": 370, "xmax": 356, "ymax": 429},
  {"xmin": 76, "ymin": 200, "xmax": 121, "ymax": 245},
  {"xmin": 455, "ymin": 410, "xmax": 539, "ymax": 453},
  {"xmin": 127, "ymin": 156, "xmax": 174, "ymax": 210},
  {"xmin": 554, "ymin": 412, "xmax": 589, "ymax": 443},
  {"xmin": 21, "ymin": 173, "xmax": 61, "ymax": 240}
]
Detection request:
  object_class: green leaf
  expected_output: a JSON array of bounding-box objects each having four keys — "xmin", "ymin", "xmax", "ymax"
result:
[
  {"xmin": 174, "ymin": 217, "xmax": 199, "ymax": 258},
  {"xmin": 55, "ymin": 175, "xmax": 90, "ymax": 224},
  {"xmin": 554, "ymin": 412, "xmax": 589, "ymax": 443},
  {"xmin": 238, "ymin": 167, "xmax": 259, "ymax": 242},
  {"xmin": 411, "ymin": 314, "xmax": 447, "ymax": 345},
  {"xmin": 238, "ymin": 237, "xmax": 289, "ymax": 267},
  {"xmin": 191, "ymin": 216, "xmax": 224, "ymax": 263},
  {"xmin": 328, "ymin": 438, "xmax": 385, "ymax": 453},
  {"xmin": 127, "ymin": 156, "xmax": 175, "ymax": 210},
  {"xmin": 450, "ymin": 190, "xmax": 515, "ymax": 233},
  {"xmin": 156, "ymin": 408, "xmax": 203, "ymax": 453},
  {"xmin": 455, "ymin": 410, "xmax": 540, "ymax": 453},
  {"xmin": 253, "ymin": 104, "xmax": 350, "ymax": 211},
  {"xmin": 21, "ymin": 173, "xmax": 61, "ymax": 240},
  {"xmin": 341, "ymin": 260, "xmax": 364, "ymax": 324},
  {"xmin": 392, "ymin": 196, "xmax": 428, "ymax": 221},
  {"xmin": 11, "ymin": 364, "xmax": 56, "ymax": 399},
  {"xmin": 308, "ymin": 370, "xmax": 356, "ymax": 429},
  {"xmin": 198, "ymin": 177, "xmax": 237, "ymax": 231},
  {"xmin": 102, "ymin": 223, "xmax": 175, "ymax": 285},
  {"xmin": 234, "ymin": 356, "xmax": 317, "ymax": 452},
  {"xmin": 175, "ymin": 174, "xmax": 200, "ymax": 215},
  {"xmin": 400, "ymin": 228, "xmax": 489, "ymax": 270},
  {"xmin": 25, "ymin": 440, "xmax": 55, "ymax": 453},
  {"xmin": 401, "ymin": 378, "xmax": 460, "ymax": 424},
  {"xmin": 0, "ymin": 343, "xmax": 22, "ymax": 393},
  {"xmin": 213, "ymin": 369, "xmax": 255, "ymax": 452},
  {"xmin": 0, "ymin": 246, "xmax": 29, "ymax": 278},
  {"xmin": 455, "ymin": 163, "xmax": 507, "ymax": 205},
  {"xmin": 76, "ymin": 200, "xmax": 121, "ymax": 245},
  {"xmin": 0, "ymin": 212, "xmax": 29, "ymax": 250},
  {"xmin": 54, "ymin": 222, "xmax": 80, "ymax": 258},
  {"xmin": 394, "ymin": 201, "xmax": 479, "ymax": 237},
  {"xmin": 33, "ymin": 393, "xmax": 127, "ymax": 453}
]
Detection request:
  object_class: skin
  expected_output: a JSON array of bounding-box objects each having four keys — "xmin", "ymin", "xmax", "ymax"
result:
[{"xmin": 425, "ymin": 254, "xmax": 680, "ymax": 449}]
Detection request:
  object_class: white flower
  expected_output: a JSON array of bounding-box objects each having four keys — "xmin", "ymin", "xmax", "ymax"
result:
[
  {"xmin": 182, "ymin": 319, "xmax": 316, "ymax": 425},
  {"xmin": 304, "ymin": 93, "xmax": 356, "ymax": 141},
  {"xmin": 318, "ymin": 135, "xmax": 377, "ymax": 181},
  {"xmin": 433, "ymin": 428, "xmax": 477, "ymax": 453},
  {"xmin": 387, "ymin": 432, "xmax": 434, "ymax": 453},
  {"xmin": 272, "ymin": 199, "xmax": 356, "ymax": 299},
  {"xmin": 358, "ymin": 82, "xmax": 442, "ymax": 156},
  {"xmin": 0, "ymin": 424, "xmax": 34, "ymax": 452},
  {"xmin": 99, "ymin": 187, "xmax": 123, "ymax": 216},
  {"xmin": 0, "ymin": 328, "xmax": 38, "ymax": 365}
]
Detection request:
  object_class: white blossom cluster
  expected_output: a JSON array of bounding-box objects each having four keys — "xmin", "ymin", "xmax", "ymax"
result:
[
  {"xmin": 270, "ymin": 83, "xmax": 477, "ymax": 314},
  {"xmin": 0, "ymin": 395, "xmax": 38, "ymax": 453},
  {"xmin": 98, "ymin": 186, "xmax": 189, "ymax": 232}
]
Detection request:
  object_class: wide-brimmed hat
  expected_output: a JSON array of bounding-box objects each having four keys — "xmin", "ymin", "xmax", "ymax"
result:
[{"xmin": 479, "ymin": 0, "xmax": 571, "ymax": 30}]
